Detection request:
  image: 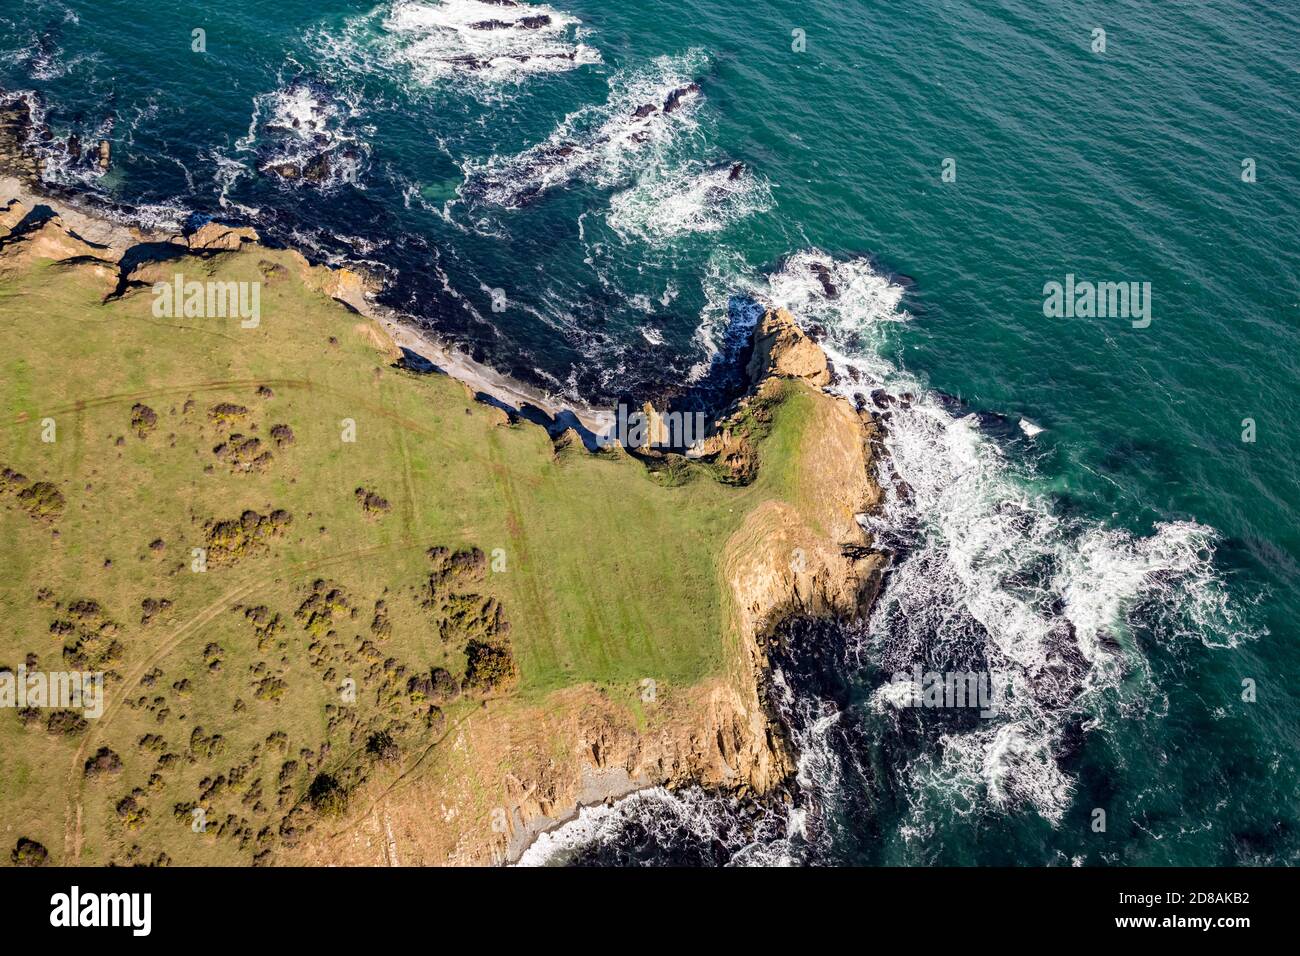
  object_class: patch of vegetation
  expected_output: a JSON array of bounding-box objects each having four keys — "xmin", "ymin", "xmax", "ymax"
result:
[
  {"xmin": 53, "ymin": 598, "xmax": 124, "ymax": 672},
  {"xmin": 429, "ymin": 667, "xmax": 460, "ymax": 704},
  {"xmin": 269, "ymin": 423, "xmax": 294, "ymax": 447},
  {"xmin": 294, "ymin": 580, "xmax": 353, "ymax": 638},
  {"xmin": 252, "ymin": 673, "xmax": 287, "ymax": 703},
  {"xmin": 644, "ymin": 453, "xmax": 697, "ymax": 488},
  {"xmin": 307, "ymin": 773, "xmax": 347, "ymax": 817},
  {"xmin": 698, "ymin": 386, "xmax": 786, "ymax": 486},
  {"xmin": 46, "ymin": 709, "xmax": 88, "ymax": 735},
  {"xmin": 213, "ymin": 434, "xmax": 273, "ymax": 473},
  {"xmin": 140, "ymin": 596, "xmax": 173, "ymax": 626},
  {"xmin": 19, "ymin": 480, "xmax": 64, "ymax": 519},
  {"xmin": 0, "ymin": 466, "xmax": 28, "ymax": 495},
  {"xmin": 365, "ymin": 731, "xmax": 398, "ymax": 761},
  {"xmin": 188, "ymin": 726, "xmax": 226, "ymax": 760},
  {"xmin": 202, "ymin": 642, "xmax": 223, "ymax": 672},
  {"xmin": 10, "ymin": 837, "xmax": 47, "ymax": 866},
  {"xmin": 137, "ymin": 733, "xmax": 167, "ymax": 754},
  {"xmin": 354, "ymin": 486, "xmax": 390, "ymax": 516},
  {"xmin": 463, "ymin": 639, "xmax": 517, "ymax": 694},
  {"xmin": 203, "ymin": 509, "xmax": 292, "ymax": 564},
  {"xmin": 1, "ymin": 465, "xmax": 65, "ymax": 520},
  {"xmin": 130, "ymin": 402, "xmax": 158, "ymax": 438},
  {"xmin": 84, "ymin": 747, "xmax": 123, "ymax": 778},
  {"xmin": 115, "ymin": 794, "xmax": 149, "ymax": 831},
  {"xmin": 369, "ymin": 599, "xmax": 391, "ymax": 639},
  {"xmin": 241, "ymin": 605, "xmax": 287, "ymax": 652},
  {"xmin": 208, "ymin": 402, "xmax": 249, "ymax": 425}
]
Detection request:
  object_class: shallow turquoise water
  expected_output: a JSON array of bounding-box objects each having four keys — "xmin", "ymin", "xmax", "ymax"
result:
[{"xmin": 2, "ymin": 0, "xmax": 1296, "ymax": 864}]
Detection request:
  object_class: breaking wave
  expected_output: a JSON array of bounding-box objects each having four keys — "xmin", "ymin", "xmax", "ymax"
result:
[
  {"xmin": 232, "ymin": 77, "xmax": 372, "ymax": 192},
  {"xmin": 607, "ymin": 160, "xmax": 772, "ymax": 245},
  {"xmin": 0, "ymin": 2, "xmax": 90, "ymax": 83},
  {"xmin": 0, "ymin": 88, "xmax": 104, "ymax": 188},
  {"xmin": 460, "ymin": 49, "xmax": 708, "ymax": 209},
  {"xmin": 516, "ymin": 786, "xmax": 799, "ymax": 867},
  {"xmin": 769, "ymin": 252, "xmax": 1256, "ymax": 828}
]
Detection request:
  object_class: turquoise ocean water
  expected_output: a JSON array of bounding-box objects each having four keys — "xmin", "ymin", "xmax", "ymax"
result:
[{"xmin": 2, "ymin": 0, "xmax": 1296, "ymax": 864}]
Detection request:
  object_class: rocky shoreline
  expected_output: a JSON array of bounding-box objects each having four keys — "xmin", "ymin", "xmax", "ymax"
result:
[{"xmin": 1, "ymin": 85, "xmax": 625, "ymax": 439}]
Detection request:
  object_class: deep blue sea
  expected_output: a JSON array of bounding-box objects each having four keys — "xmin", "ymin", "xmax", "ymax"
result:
[{"xmin": 3, "ymin": 0, "xmax": 1297, "ymax": 865}]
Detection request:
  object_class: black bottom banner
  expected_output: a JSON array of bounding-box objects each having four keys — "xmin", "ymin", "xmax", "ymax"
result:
[{"xmin": 0, "ymin": 865, "xmax": 1276, "ymax": 942}]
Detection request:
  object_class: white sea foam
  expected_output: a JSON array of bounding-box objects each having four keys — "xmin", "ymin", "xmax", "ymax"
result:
[
  {"xmin": 908, "ymin": 720, "xmax": 1078, "ymax": 825},
  {"xmin": 504, "ymin": 249, "xmax": 1260, "ymax": 861},
  {"xmin": 230, "ymin": 79, "xmax": 372, "ymax": 192},
  {"xmin": 320, "ymin": 0, "xmax": 600, "ymax": 98},
  {"xmin": 460, "ymin": 49, "xmax": 708, "ymax": 209},
  {"xmin": 0, "ymin": 89, "xmax": 115, "ymax": 190},
  {"xmin": 607, "ymin": 160, "xmax": 772, "ymax": 244},
  {"xmin": 27, "ymin": 39, "xmax": 93, "ymax": 82},
  {"xmin": 685, "ymin": 247, "xmax": 760, "ymax": 381},
  {"xmin": 514, "ymin": 788, "xmax": 672, "ymax": 866},
  {"xmin": 515, "ymin": 786, "xmax": 795, "ymax": 867},
  {"xmin": 275, "ymin": 83, "xmax": 365, "ymax": 183}
]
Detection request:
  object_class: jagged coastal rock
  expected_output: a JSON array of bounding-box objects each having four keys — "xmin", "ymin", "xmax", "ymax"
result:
[
  {"xmin": 746, "ymin": 307, "xmax": 832, "ymax": 386},
  {"xmin": 0, "ymin": 96, "xmax": 41, "ymax": 185}
]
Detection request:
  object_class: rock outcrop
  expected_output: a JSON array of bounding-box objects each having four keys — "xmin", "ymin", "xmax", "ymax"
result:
[
  {"xmin": 0, "ymin": 197, "xmax": 30, "ymax": 233},
  {"xmin": 746, "ymin": 307, "xmax": 832, "ymax": 386},
  {"xmin": 0, "ymin": 95, "xmax": 41, "ymax": 185},
  {"xmin": 184, "ymin": 221, "xmax": 258, "ymax": 252},
  {"xmin": 719, "ymin": 308, "xmax": 886, "ymax": 769},
  {"xmin": 0, "ymin": 188, "xmax": 266, "ymax": 296},
  {"xmin": 0, "ymin": 200, "xmax": 124, "ymax": 292},
  {"xmin": 0, "ymin": 92, "xmax": 112, "ymax": 184}
]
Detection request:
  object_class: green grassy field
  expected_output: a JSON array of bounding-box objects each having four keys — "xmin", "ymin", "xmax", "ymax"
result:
[{"xmin": 0, "ymin": 243, "xmax": 817, "ymax": 865}]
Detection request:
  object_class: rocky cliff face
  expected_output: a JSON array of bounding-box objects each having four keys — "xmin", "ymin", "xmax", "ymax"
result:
[{"xmin": 745, "ymin": 306, "xmax": 834, "ymax": 387}]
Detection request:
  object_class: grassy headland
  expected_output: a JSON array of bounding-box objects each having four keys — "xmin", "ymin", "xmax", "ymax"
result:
[{"xmin": 0, "ymin": 188, "xmax": 883, "ymax": 865}]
